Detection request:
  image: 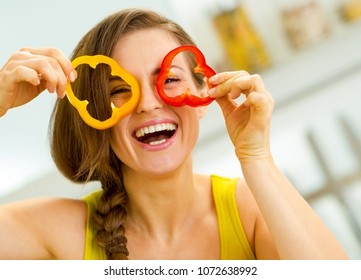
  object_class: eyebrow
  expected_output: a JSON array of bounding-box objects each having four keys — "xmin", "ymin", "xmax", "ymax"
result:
[
  {"xmin": 152, "ymin": 65, "xmax": 186, "ymax": 76},
  {"xmin": 109, "ymin": 76, "xmax": 126, "ymax": 82}
]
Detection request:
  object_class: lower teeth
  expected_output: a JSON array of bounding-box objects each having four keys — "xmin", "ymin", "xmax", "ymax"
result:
[{"xmin": 149, "ymin": 139, "xmax": 167, "ymax": 146}]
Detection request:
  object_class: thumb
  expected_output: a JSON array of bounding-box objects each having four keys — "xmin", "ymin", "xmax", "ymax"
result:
[{"xmin": 215, "ymin": 94, "xmax": 238, "ymax": 119}]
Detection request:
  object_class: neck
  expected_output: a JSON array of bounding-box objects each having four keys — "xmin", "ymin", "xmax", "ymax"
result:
[{"xmin": 122, "ymin": 156, "xmax": 199, "ymax": 239}]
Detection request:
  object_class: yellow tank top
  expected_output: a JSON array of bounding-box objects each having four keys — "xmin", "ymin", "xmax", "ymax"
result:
[{"xmin": 82, "ymin": 175, "xmax": 255, "ymax": 260}]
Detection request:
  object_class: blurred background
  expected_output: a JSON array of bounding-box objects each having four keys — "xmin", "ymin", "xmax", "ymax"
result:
[{"xmin": 1, "ymin": 0, "xmax": 361, "ymax": 258}]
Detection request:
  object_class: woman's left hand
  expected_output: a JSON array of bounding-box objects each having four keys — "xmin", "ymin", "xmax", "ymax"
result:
[{"xmin": 208, "ymin": 71, "xmax": 274, "ymax": 163}]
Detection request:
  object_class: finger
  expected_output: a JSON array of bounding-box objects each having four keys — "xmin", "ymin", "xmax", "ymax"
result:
[
  {"xmin": 55, "ymin": 71, "xmax": 68, "ymax": 98},
  {"xmin": 32, "ymin": 58, "xmax": 62, "ymax": 94},
  {"xmin": 210, "ymin": 73, "xmax": 268, "ymax": 100},
  {"xmin": 15, "ymin": 55, "xmax": 68, "ymax": 96},
  {"xmin": 208, "ymin": 70, "xmax": 250, "ymax": 86},
  {"xmin": 7, "ymin": 50, "xmax": 69, "ymax": 96},
  {"xmin": 229, "ymin": 75, "xmax": 254, "ymax": 99},
  {"xmin": 215, "ymin": 93, "xmax": 238, "ymax": 119},
  {"xmin": 250, "ymin": 74, "xmax": 267, "ymax": 92},
  {"xmin": 208, "ymin": 75, "xmax": 253, "ymax": 99},
  {"xmin": 20, "ymin": 47, "xmax": 76, "ymax": 82},
  {"xmin": 10, "ymin": 66, "xmax": 41, "ymax": 87},
  {"xmin": 230, "ymin": 74, "xmax": 268, "ymax": 97},
  {"xmin": 244, "ymin": 91, "xmax": 274, "ymax": 118},
  {"xmin": 38, "ymin": 70, "xmax": 67, "ymax": 98},
  {"xmin": 51, "ymin": 61, "xmax": 68, "ymax": 98}
]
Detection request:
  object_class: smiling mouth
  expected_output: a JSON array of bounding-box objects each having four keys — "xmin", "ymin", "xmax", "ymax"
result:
[{"xmin": 134, "ymin": 123, "xmax": 177, "ymax": 145}]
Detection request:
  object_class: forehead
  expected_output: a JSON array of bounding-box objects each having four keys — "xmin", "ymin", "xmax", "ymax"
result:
[{"xmin": 111, "ymin": 29, "xmax": 181, "ymax": 73}]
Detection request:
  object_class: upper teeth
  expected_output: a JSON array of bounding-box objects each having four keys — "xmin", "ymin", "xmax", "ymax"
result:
[{"xmin": 135, "ymin": 123, "xmax": 177, "ymax": 138}]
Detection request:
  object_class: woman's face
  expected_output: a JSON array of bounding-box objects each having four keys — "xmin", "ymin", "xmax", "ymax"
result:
[{"xmin": 109, "ymin": 28, "xmax": 206, "ymax": 177}]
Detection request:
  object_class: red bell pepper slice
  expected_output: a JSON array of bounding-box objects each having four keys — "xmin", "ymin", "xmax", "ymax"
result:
[{"xmin": 156, "ymin": 45, "xmax": 216, "ymax": 107}]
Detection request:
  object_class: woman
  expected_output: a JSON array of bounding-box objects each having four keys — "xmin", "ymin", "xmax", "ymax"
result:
[{"xmin": 0, "ymin": 8, "xmax": 348, "ymax": 260}]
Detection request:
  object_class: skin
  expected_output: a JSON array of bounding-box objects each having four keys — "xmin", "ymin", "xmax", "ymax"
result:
[{"xmin": 0, "ymin": 29, "xmax": 348, "ymax": 260}]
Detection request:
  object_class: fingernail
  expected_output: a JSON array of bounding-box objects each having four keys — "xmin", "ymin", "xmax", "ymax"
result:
[
  {"xmin": 208, "ymin": 87, "xmax": 216, "ymax": 97},
  {"xmin": 208, "ymin": 74, "xmax": 219, "ymax": 84},
  {"xmin": 69, "ymin": 71, "xmax": 77, "ymax": 83},
  {"xmin": 60, "ymin": 91, "xmax": 67, "ymax": 99}
]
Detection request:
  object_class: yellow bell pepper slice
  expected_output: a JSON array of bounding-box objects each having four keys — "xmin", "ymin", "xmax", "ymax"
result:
[{"xmin": 66, "ymin": 55, "xmax": 140, "ymax": 130}]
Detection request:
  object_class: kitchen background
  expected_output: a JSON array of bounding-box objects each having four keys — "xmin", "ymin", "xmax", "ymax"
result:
[{"xmin": 1, "ymin": 0, "xmax": 361, "ymax": 259}]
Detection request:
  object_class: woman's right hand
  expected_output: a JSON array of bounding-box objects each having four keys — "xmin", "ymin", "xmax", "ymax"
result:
[{"xmin": 0, "ymin": 47, "xmax": 76, "ymax": 117}]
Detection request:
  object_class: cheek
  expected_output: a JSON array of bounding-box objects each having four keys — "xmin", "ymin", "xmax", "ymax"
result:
[
  {"xmin": 110, "ymin": 120, "xmax": 130, "ymax": 153},
  {"xmin": 109, "ymin": 130, "xmax": 135, "ymax": 168},
  {"xmin": 177, "ymin": 107, "xmax": 201, "ymax": 137}
]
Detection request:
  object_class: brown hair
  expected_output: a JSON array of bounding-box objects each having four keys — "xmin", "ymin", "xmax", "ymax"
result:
[{"xmin": 50, "ymin": 8, "xmax": 199, "ymax": 259}]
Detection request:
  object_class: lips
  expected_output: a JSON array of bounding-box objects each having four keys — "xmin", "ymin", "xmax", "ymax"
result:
[{"xmin": 134, "ymin": 122, "xmax": 177, "ymax": 146}]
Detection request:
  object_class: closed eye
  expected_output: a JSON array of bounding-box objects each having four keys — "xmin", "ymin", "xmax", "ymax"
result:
[
  {"xmin": 165, "ymin": 76, "xmax": 181, "ymax": 84},
  {"xmin": 163, "ymin": 76, "xmax": 183, "ymax": 91},
  {"xmin": 110, "ymin": 84, "xmax": 133, "ymax": 107},
  {"xmin": 110, "ymin": 85, "xmax": 132, "ymax": 96},
  {"xmin": 109, "ymin": 75, "xmax": 132, "ymax": 97}
]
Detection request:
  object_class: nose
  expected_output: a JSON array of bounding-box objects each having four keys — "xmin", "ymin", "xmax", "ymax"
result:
[{"xmin": 136, "ymin": 82, "xmax": 164, "ymax": 114}]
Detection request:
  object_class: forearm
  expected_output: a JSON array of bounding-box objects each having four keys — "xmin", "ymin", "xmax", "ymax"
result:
[{"xmin": 241, "ymin": 157, "xmax": 348, "ymax": 259}]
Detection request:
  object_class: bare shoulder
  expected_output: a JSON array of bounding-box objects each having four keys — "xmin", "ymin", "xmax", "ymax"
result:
[{"xmin": 0, "ymin": 197, "xmax": 87, "ymax": 259}]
